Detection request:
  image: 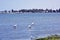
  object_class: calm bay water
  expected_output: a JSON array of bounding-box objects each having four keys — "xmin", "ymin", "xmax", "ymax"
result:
[{"xmin": 0, "ymin": 13, "xmax": 60, "ymax": 40}]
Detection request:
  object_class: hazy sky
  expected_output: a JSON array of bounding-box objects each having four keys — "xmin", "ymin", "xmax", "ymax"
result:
[{"xmin": 0, "ymin": 0, "xmax": 60, "ymax": 10}]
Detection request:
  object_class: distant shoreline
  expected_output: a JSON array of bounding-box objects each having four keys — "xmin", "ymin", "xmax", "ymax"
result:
[{"xmin": 0, "ymin": 9, "xmax": 60, "ymax": 13}]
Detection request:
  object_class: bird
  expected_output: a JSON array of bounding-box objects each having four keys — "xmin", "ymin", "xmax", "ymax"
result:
[
  {"xmin": 31, "ymin": 22, "xmax": 34, "ymax": 25},
  {"xmin": 13, "ymin": 24, "xmax": 17, "ymax": 29},
  {"xmin": 28, "ymin": 25, "xmax": 31, "ymax": 29},
  {"xmin": 28, "ymin": 22, "xmax": 35, "ymax": 30}
]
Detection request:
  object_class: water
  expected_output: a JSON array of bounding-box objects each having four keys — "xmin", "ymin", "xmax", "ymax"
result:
[{"xmin": 0, "ymin": 13, "xmax": 60, "ymax": 40}]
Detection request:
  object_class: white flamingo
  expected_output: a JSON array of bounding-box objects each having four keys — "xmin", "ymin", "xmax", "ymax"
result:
[
  {"xmin": 28, "ymin": 22, "xmax": 35, "ymax": 30},
  {"xmin": 13, "ymin": 24, "xmax": 17, "ymax": 29}
]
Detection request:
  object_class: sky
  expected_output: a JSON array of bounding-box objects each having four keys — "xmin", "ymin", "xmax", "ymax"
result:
[{"xmin": 0, "ymin": 0, "xmax": 60, "ymax": 10}]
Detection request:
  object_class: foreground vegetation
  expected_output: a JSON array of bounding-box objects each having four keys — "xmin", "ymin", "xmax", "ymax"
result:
[{"xmin": 36, "ymin": 35, "xmax": 60, "ymax": 40}]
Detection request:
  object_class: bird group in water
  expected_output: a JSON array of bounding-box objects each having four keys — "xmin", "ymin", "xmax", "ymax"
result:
[{"xmin": 13, "ymin": 22, "xmax": 35, "ymax": 30}]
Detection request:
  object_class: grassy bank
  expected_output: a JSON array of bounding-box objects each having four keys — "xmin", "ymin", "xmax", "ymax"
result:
[{"xmin": 36, "ymin": 35, "xmax": 60, "ymax": 40}]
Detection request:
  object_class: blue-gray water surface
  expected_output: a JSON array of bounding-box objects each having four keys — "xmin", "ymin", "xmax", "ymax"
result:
[{"xmin": 0, "ymin": 13, "xmax": 60, "ymax": 40}]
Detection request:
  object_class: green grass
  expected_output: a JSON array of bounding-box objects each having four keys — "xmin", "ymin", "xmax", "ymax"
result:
[{"xmin": 36, "ymin": 35, "xmax": 60, "ymax": 40}]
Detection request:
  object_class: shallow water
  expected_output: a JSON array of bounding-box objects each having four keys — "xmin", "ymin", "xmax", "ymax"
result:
[{"xmin": 0, "ymin": 13, "xmax": 60, "ymax": 40}]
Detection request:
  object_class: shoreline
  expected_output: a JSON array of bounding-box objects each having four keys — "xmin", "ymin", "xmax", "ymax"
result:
[
  {"xmin": 0, "ymin": 8, "xmax": 60, "ymax": 13},
  {"xmin": 0, "ymin": 12, "xmax": 60, "ymax": 14}
]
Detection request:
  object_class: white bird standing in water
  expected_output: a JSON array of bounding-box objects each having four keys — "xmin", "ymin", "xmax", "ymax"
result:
[
  {"xmin": 28, "ymin": 25, "xmax": 31, "ymax": 29},
  {"xmin": 31, "ymin": 22, "xmax": 34, "ymax": 25},
  {"xmin": 13, "ymin": 24, "xmax": 17, "ymax": 29},
  {"xmin": 28, "ymin": 22, "xmax": 35, "ymax": 30}
]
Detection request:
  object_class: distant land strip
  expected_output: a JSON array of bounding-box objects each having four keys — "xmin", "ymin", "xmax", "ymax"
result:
[{"xmin": 0, "ymin": 8, "xmax": 60, "ymax": 13}]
